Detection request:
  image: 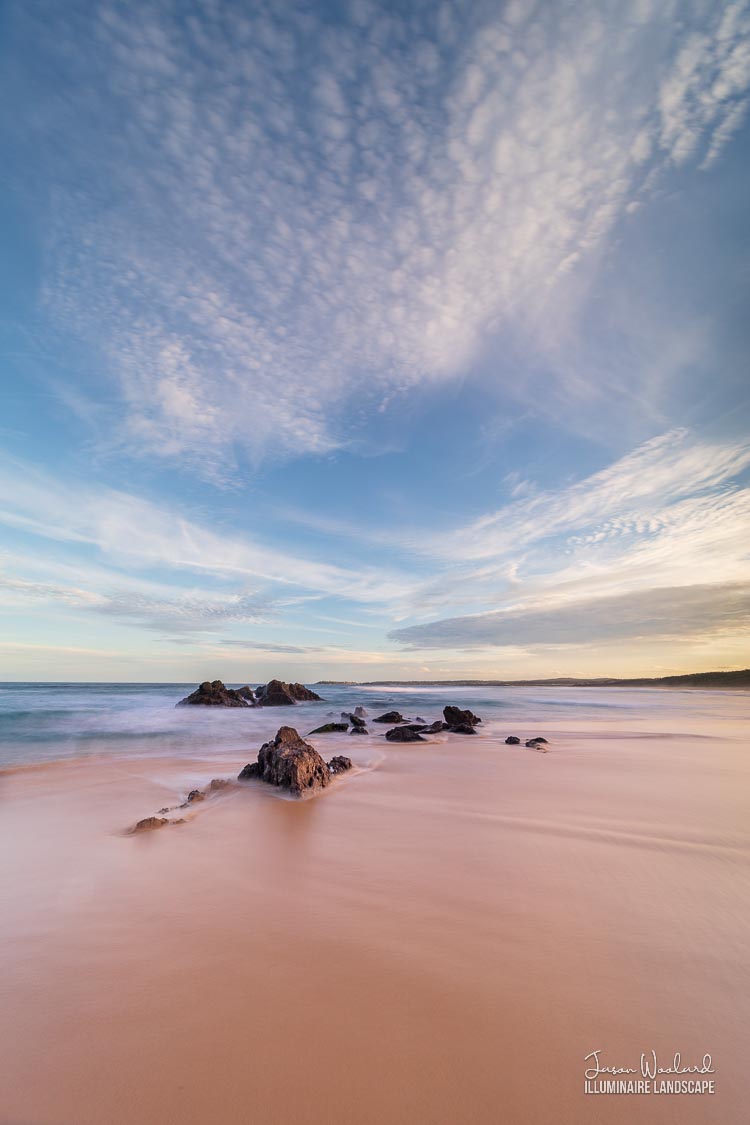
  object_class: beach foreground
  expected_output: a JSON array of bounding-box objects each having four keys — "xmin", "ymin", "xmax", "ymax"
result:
[{"xmin": 1, "ymin": 691, "xmax": 748, "ymax": 1124}]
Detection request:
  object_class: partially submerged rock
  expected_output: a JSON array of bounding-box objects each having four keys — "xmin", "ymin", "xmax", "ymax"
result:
[
  {"xmin": 527, "ymin": 736, "xmax": 548, "ymax": 745},
  {"xmin": 237, "ymin": 685, "xmax": 257, "ymax": 704},
  {"xmin": 373, "ymin": 711, "xmax": 404, "ymax": 724},
  {"xmin": 308, "ymin": 722, "xmax": 349, "ymax": 735},
  {"xmin": 185, "ymin": 789, "xmax": 205, "ymax": 804},
  {"xmin": 348, "ymin": 713, "xmax": 366, "ymax": 728},
  {"xmin": 505, "ymin": 736, "xmax": 521, "ymax": 745},
  {"xmin": 328, "ymin": 755, "xmax": 353, "ymax": 775},
  {"xmin": 386, "ymin": 726, "xmax": 425, "ymax": 742},
  {"xmin": 238, "ymin": 726, "xmax": 330, "ymax": 795},
  {"xmin": 177, "ymin": 680, "xmax": 252, "ymax": 707},
  {"xmin": 349, "ymin": 725, "xmax": 368, "ymax": 735},
  {"xmin": 443, "ymin": 705, "xmax": 482, "ymax": 733},
  {"xmin": 131, "ymin": 816, "xmax": 184, "ymax": 833},
  {"xmin": 353, "ymin": 706, "xmax": 368, "ymax": 718},
  {"xmin": 255, "ymin": 679, "xmax": 323, "ymax": 705}
]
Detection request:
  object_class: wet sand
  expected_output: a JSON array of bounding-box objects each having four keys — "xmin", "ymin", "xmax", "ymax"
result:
[{"xmin": 1, "ymin": 710, "xmax": 748, "ymax": 1124}]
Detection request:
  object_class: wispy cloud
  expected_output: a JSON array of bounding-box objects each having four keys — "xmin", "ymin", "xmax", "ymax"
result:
[
  {"xmin": 413, "ymin": 428, "xmax": 750, "ymax": 562},
  {"xmin": 388, "ymin": 428, "xmax": 750, "ymax": 647},
  {"xmin": 0, "ymin": 454, "xmax": 416, "ymax": 606},
  {"xmin": 390, "ymin": 582, "xmax": 750, "ymax": 649},
  {"xmin": 5, "ymin": 0, "xmax": 749, "ymax": 474}
]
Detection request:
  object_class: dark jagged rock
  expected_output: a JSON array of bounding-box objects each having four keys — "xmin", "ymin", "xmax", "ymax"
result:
[
  {"xmin": 348, "ymin": 713, "xmax": 366, "ymax": 728},
  {"xmin": 443, "ymin": 705, "xmax": 482, "ymax": 730},
  {"xmin": 526, "ymin": 738, "xmax": 549, "ymax": 749},
  {"xmin": 349, "ymin": 725, "xmax": 368, "ymax": 735},
  {"xmin": 185, "ymin": 789, "xmax": 205, "ymax": 804},
  {"xmin": 238, "ymin": 726, "xmax": 330, "ymax": 795},
  {"xmin": 527, "ymin": 736, "xmax": 548, "ymax": 744},
  {"xmin": 255, "ymin": 679, "xmax": 323, "ymax": 705},
  {"xmin": 385, "ymin": 726, "xmax": 425, "ymax": 742},
  {"xmin": 373, "ymin": 711, "xmax": 404, "ymax": 724},
  {"xmin": 237, "ymin": 685, "xmax": 257, "ymax": 704},
  {"xmin": 328, "ymin": 755, "xmax": 353, "ymax": 775},
  {"xmin": 176, "ymin": 680, "xmax": 251, "ymax": 708},
  {"xmin": 505, "ymin": 736, "xmax": 521, "ymax": 745},
  {"xmin": 288, "ymin": 682, "xmax": 323, "ymax": 701},
  {"xmin": 422, "ymin": 720, "xmax": 446, "ymax": 734},
  {"xmin": 308, "ymin": 722, "xmax": 349, "ymax": 735}
]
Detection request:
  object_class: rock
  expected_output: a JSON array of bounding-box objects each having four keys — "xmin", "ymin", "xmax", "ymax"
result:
[
  {"xmin": 385, "ymin": 726, "xmax": 425, "ymax": 742},
  {"xmin": 353, "ymin": 706, "xmax": 368, "ymax": 718},
  {"xmin": 132, "ymin": 816, "xmax": 170, "ymax": 833},
  {"xmin": 308, "ymin": 722, "xmax": 349, "ymax": 735},
  {"xmin": 208, "ymin": 778, "xmax": 231, "ymax": 791},
  {"xmin": 237, "ymin": 685, "xmax": 257, "ymax": 704},
  {"xmin": 255, "ymin": 679, "xmax": 323, "ymax": 705},
  {"xmin": 185, "ymin": 789, "xmax": 205, "ymax": 803},
  {"xmin": 415, "ymin": 716, "xmax": 426, "ymax": 723},
  {"xmin": 443, "ymin": 706, "xmax": 482, "ymax": 733},
  {"xmin": 349, "ymin": 725, "xmax": 368, "ymax": 735},
  {"xmin": 527, "ymin": 736, "xmax": 548, "ymax": 744},
  {"xmin": 505, "ymin": 736, "xmax": 521, "ymax": 745},
  {"xmin": 288, "ymin": 682, "xmax": 323, "ymax": 702},
  {"xmin": 176, "ymin": 680, "xmax": 251, "ymax": 707},
  {"xmin": 525, "ymin": 738, "xmax": 549, "ymax": 749},
  {"xmin": 348, "ymin": 713, "xmax": 367, "ymax": 728},
  {"xmin": 239, "ymin": 726, "xmax": 330, "ymax": 795},
  {"xmin": 422, "ymin": 720, "xmax": 446, "ymax": 733},
  {"xmin": 373, "ymin": 711, "xmax": 404, "ymax": 724},
  {"xmin": 238, "ymin": 761, "xmax": 261, "ymax": 780},
  {"xmin": 328, "ymin": 755, "xmax": 353, "ymax": 775}
]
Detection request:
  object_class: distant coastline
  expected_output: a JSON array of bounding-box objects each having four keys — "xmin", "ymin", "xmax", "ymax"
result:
[{"xmin": 315, "ymin": 669, "xmax": 750, "ymax": 690}]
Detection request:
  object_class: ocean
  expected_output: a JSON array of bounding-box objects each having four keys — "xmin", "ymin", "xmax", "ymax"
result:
[{"xmin": 0, "ymin": 680, "xmax": 745, "ymax": 769}]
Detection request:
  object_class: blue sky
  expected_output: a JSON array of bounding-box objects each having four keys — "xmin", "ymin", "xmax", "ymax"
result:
[{"xmin": 1, "ymin": 0, "xmax": 749, "ymax": 681}]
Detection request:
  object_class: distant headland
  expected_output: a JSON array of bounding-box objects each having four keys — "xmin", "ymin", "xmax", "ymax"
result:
[{"xmin": 315, "ymin": 669, "xmax": 750, "ymax": 690}]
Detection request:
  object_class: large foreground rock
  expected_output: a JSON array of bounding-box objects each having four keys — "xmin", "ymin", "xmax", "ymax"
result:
[
  {"xmin": 238, "ymin": 726, "xmax": 330, "ymax": 795},
  {"xmin": 255, "ymin": 679, "xmax": 323, "ymax": 705},
  {"xmin": 177, "ymin": 680, "xmax": 252, "ymax": 707}
]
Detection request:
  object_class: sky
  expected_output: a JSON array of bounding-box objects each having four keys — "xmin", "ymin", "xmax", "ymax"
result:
[{"xmin": 0, "ymin": 0, "xmax": 749, "ymax": 682}]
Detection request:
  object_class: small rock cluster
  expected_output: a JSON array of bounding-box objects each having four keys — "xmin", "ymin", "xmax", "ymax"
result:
[
  {"xmin": 130, "ymin": 778, "xmax": 233, "ymax": 832},
  {"xmin": 176, "ymin": 678, "xmax": 322, "ymax": 708},
  {"xmin": 505, "ymin": 735, "xmax": 549, "ymax": 749}
]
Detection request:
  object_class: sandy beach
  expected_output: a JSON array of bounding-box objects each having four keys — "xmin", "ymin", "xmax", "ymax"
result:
[{"xmin": 1, "ymin": 691, "xmax": 748, "ymax": 1124}]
